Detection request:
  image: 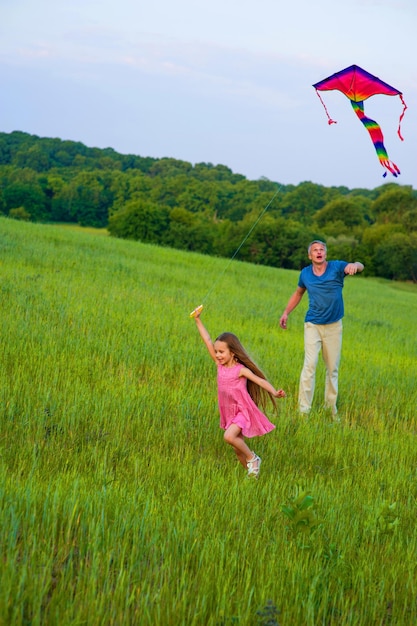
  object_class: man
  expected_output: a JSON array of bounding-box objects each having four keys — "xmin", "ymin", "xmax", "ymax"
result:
[{"xmin": 279, "ymin": 240, "xmax": 364, "ymax": 417}]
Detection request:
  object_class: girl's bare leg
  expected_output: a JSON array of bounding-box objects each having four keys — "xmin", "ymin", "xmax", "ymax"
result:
[
  {"xmin": 235, "ymin": 448, "xmax": 247, "ymax": 467},
  {"xmin": 224, "ymin": 424, "xmax": 254, "ymax": 468}
]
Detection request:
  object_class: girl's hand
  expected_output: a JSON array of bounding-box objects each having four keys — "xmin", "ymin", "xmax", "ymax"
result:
[
  {"xmin": 274, "ymin": 389, "xmax": 286, "ymax": 398},
  {"xmin": 190, "ymin": 304, "xmax": 204, "ymax": 318}
]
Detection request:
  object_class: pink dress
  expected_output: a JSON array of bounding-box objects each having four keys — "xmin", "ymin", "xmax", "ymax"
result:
[{"xmin": 217, "ymin": 363, "xmax": 275, "ymax": 438}]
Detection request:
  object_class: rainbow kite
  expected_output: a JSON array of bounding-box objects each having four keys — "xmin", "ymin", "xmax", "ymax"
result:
[{"xmin": 313, "ymin": 64, "xmax": 407, "ymax": 177}]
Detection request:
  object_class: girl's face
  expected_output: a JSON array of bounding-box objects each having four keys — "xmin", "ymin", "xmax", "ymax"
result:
[{"xmin": 214, "ymin": 340, "xmax": 236, "ymax": 367}]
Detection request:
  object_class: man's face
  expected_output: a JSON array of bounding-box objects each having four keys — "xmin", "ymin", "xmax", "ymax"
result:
[{"xmin": 309, "ymin": 243, "xmax": 327, "ymax": 263}]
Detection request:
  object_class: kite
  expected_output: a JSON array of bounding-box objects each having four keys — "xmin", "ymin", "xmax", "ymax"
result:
[{"xmin": 313, "ymin": 64, "xmax": 407, "ymax": 177}]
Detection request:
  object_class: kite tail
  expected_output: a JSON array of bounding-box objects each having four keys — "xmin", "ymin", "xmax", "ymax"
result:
[
  {"xmin": 397, "ymin": 94, "xmax": 407, "ymax": 141},
  {"xmin": 351, "ymin": 100, "xmax": 400, "ymax": 178},
  {"xmin": 315, "ymin": 90, "xmax": 337, "ymax": 125}
]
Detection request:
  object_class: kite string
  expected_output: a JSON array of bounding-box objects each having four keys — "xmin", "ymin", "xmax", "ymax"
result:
[{"xmin": 198, "ymin": 185, "xmax": 282, "ymax": 306}]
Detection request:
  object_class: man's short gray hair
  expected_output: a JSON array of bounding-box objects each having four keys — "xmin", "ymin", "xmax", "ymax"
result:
[{"xmin": 308, "ymin": 240, "xmax": 327, "ymax": 254}]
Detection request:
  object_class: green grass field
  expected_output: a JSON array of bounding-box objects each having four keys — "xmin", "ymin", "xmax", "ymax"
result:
[{"xmin": 1, "ymin": 217, "xmax": 416, "ymax": 625}]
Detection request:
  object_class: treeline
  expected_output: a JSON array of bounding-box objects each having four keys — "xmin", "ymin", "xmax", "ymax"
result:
[{"xmin": 1, "ymin": 131, "xmax": 417, "ymax": 282}]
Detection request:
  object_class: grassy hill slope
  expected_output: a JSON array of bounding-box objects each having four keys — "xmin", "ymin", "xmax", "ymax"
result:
[{"xmin": 0, "ymin": 218, "xmax": 416, "ymax": 625}]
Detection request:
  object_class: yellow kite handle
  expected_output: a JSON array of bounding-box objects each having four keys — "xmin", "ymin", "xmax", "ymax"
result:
[{"xmin": 189, "ymin": 304, "xmax": 204, "ymax": 318}]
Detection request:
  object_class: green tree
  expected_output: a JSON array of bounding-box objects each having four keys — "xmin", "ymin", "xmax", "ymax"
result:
[
  {"xmin": 148, "ymin": 158, "xmax": 193, "ymax": 178},
  {"xmin": 0, "ymin": 187, "xmax": 5, "ymax": 214},
  {"xmin": 214, "ymin": 179, "xmax": 272, "ymax": 222},
  {"xmin": 14, "ymin": 144, "xmax": 51, "ymax": 171},
  {"xmin": 279, "ymin": 182, "xmax": 330, "ymax": 221},
  {"xmin": 164, "ymin": 208, "xmax": 215, "ymax": 253},
  {"xmin": 359, "ymin": 223, "xmax": 404, "ymax": 275},
  {"xmin": 374, "ymin": 232, "xmax": 417, "ymax": 282},
  {"xmin": 314, "ymin": 196, "xmax": 373, "ymax": 231},
  {"xmin": 326, "ymin": 234, "xmax": 361, "ymax": 263},
  {"xmin": 177, "ymin": 180, "xmax": 221, "ymax": 214},
  {"xmin": 234, "ymin": 214, "xmax": 316, "ymax": 270},
  {"xmin": 372, "ymin": 185, "xmax": 417, "ymax": 223},
  {"xmin": 402, "ymin": 209, "xmax": 417, "ymax": 233},
  {"xmin": 3, "ymin": 180, "xmax": 47, "ymax": 221},
  {"xmin": 108, "ymin": 199, "xmax": 170, "ymax": 243},
  {"xmin": 9, "ymin": 206, "xmax": 31, "ymax": 221},
  {"xmin": 58, "ymin": 172, "xmax": 112, "ymax": 227}
]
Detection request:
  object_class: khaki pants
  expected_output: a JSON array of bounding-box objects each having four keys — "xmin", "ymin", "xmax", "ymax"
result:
[{"xmin": 299, "ymin": 320, "xmax": 343, "ymax": 414}]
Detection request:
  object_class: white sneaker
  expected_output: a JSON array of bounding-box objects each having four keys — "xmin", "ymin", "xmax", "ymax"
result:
[{"xmin": 247, "ymin": 453, "xmax": 261, "ymax": 478}]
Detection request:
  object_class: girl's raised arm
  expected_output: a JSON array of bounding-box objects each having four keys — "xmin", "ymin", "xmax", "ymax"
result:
[{"xmin": 194, "ymin": 313, "xmax": 217, "ymax": 362}]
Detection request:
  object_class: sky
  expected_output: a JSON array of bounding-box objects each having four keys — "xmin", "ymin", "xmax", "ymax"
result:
[{"xmin": 1, "ymin": 0, "xmax": 416, "ymax": 190}]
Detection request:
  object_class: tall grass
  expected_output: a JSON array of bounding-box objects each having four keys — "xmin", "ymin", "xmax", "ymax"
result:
[{"xmin": 0, "ymin": 217, "xmax": 416, "ymax": 625}]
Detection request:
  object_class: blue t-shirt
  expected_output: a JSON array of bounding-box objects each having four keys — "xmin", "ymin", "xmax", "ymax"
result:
[{"xmin": 298, "ymin": 260, "xmax": 348, "ymax": 324}]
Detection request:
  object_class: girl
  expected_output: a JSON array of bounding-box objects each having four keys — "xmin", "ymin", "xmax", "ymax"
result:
[{"xmin": 193, "ymin": 308, "xmax": 286, "ymax": 478}]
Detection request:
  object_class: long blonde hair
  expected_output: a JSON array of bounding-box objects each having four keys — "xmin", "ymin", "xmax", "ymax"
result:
[{"xmin": 216, "ymin": 332, "xmax": 276, "ymax": 412}]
